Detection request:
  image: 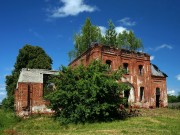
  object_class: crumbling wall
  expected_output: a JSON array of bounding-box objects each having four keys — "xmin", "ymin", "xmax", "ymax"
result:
[
  {"xmin": 151, "ymin": 76, "xmax": 168, "ymax": 107},
  {"xmin": 15, "ymin": 82, "xmax": 53, "ymax": 117},
  {"xmin": 69, "ymin": 44, "xmax": 167, "ymax": 108}
]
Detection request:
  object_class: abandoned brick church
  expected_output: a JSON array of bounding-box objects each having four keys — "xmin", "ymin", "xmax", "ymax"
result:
[{"xmin": 15, "ymin": 43, "xmax": 168, "ymax": 116}]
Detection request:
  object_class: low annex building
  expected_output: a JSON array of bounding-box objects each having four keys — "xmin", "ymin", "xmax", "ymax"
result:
[
  {"xmin": 15, "ymin": 68, "xmax": 58, "ymax": 116},
  {"xmin": 15, "ymin": 43, "xmax": 168, "ymax": 116},
  {"xmin": 69, "ymin": 43, "xmax": 168, "ymax": 108}
]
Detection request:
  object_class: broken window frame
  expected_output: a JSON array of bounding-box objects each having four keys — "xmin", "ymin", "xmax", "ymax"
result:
[
  {"xmin": 139, "ymin": 65, "xmax": 143, "ymax": 76},
  {"xmin": 123, "ymin": 63, "xmax": 129, "ymax": 74},
  {"xmin": 106, "ymin": 60, "xmax": 112, "ymax": 70}
]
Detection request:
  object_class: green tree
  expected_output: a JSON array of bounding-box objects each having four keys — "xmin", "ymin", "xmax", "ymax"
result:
[
  {"xmin": 46, "ymin": 60, "xmax": 129, "ymax": 124},
  {"xmin": 69, "ymin": 18, "xmax": 102, "ymax": 60},
  {"xmin": 2, "ymin": 44, "xmax": 52, "ymax": 110},
  {"xmin": 117, "ymin": 30, "xmax": 143, "ymax": 51},
  {"xmin": 168, "ymin": 94, "xmax": 178, "ymax": 103},
  {"xmin": 177, "ymin": 92, "xmax": 180, "ymax": 102},
  {"xmin": 104, "ymin": 20, "xmax": 117, "ymax": 47},
  {"xmin": 69, "ymin": 18, "xmax": 144, "ymax": 61}
]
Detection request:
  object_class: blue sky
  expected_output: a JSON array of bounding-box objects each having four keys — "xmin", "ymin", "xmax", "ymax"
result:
[{"xmin": 0, "ymin": 0, "xmax": 180, "ymax": 102}]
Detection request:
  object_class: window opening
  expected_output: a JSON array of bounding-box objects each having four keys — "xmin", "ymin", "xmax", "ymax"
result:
[
  {"xmin": 124, "ymin": 89, "xmax": 130, "ymax": 107},
  {"xmin": 123, "ymin": 63, "xmax": 128, "ymax": 74},
  {"xmin": 43, "ymin": 74, "xmax": 55, "ymax": 97},
  {"xmin": 106, "ymin": 60, "xmax": 112, "ymax": 69},
  {"xmin": 139, "ymin": 65, "xmax": 143, "ymax": 76},
  {"xmin": 140, "ymin": 87, "xmax": 144, "ymax": 101},
  {"xmin": 156, "ymin": 88, "xmax": 160, "ymax": 108}
]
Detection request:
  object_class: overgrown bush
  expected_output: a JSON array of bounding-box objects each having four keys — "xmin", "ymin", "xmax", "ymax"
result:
[{"xmin": 46, "ymin": 60, "xmax": 129, "ymax": 124}]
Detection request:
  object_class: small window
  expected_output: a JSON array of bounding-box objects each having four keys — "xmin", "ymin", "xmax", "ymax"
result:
[
  {"xmin": 140, "ymin": 87, "xmax": 144, "ymax": 101},
  {"xmin": 139, "ymin": 65, "xmax": 143, "ymax": 76},
  {"xmin": 106, "ymin": 60, "xmax": 112, "ymax": 69},
  {"xmin": 123, "ymin": 63, "xmax": 128, "ymax": 74}
]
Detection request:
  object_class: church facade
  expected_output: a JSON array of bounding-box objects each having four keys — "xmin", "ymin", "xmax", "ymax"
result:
[{"xmin": 69, "ymin": 43, "xmax": 168, "ymax": 108}]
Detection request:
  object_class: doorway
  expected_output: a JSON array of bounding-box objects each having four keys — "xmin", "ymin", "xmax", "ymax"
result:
[{"xmin": 156, "ymin": 88, "xmax": 160, "ymax": 108}]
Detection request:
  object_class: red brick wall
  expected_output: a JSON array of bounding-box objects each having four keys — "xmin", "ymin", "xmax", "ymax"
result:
[
  {"xmin": 15, "ymin": 82, "xmax": 53, "ymax": 116},
  {"xmin": 69, "ymin": 45, "xmax": 167, "ymax": 108}
]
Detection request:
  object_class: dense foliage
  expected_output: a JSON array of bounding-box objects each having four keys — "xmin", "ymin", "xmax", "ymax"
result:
[
  {"xmin": 2, "ymin": 45, "xmax": 52, "ymax": 110},
  {"xmin": 68, "ymin": 18, "xmax": 143, "ymax": 61},
  {"xmin": 68, "ymin": 18, "xmax": 102, "ymax": 61},
  {"xmin": 104, "ymin": 20, "xmax": 117, "ymax": 46},
  {"xmin": 168, "ymin": 93, "xmax": 180, "ymax": 103},
  {"xmin": 46, "ymin": 60, "xmax": 129, "ymax": 124}
]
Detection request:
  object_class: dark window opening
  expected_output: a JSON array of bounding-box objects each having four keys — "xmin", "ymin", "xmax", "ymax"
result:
[
  {"xmin": 124, "ymin": 90, "xmax": 130, "ymax": 107},
  {"xmin": 156, "ymin": 88, "xmax": 160, "ymax": 108},
  {"xmin": 140, "ymin": 87, "xmax": 144, "ymax": 101},
  {"xmin": 139, "ymin": 65, "xmax": 143, "ymax": 76},
  {"xmin": 123, "ymin": 63, "xmax": 128, "ymax": 74},
  {"xmin": 106, "ymin": 60, "xmax": 112, "ymax": 69}
]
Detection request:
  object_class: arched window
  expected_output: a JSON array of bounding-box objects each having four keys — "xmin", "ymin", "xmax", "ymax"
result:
[
  {"xmin": 139, "ymin": 65, "xmax": 143, "ymax": 76},
  {"xmin": 140, "ymin": 87, "xmax": 144, "ymax": 101},
  {"xmin": 106, "ymin": 60, "xmax": 112, "ymax": 69},
  {"xmin": 123, "ymin": 63, "xmax": 128, "ymax": 74}
]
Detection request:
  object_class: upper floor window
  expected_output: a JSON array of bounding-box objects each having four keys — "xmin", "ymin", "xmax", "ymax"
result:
[
  {"xmin": 106, "ymin": 60, "xmax": 112, "ymax": 69},
  {"xmin": 123, "ymin": 63, "xmax": 128, "ymax": 74},
  {"xmin": 139, "ymin": 65, "xmax": 143, "ymax": 76}
]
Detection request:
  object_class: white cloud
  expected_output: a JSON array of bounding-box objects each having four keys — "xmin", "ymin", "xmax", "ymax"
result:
[
  {"xmin": 167, "ymin": 89, "xmax": 175, "ymax": 95},
  {"xmin": 155, "ymin": 44, "xmax": 173, "ymax": 51},
  {"xmin": 50, "ymin": 0, "xmax": 97, "ymax": 18},
  {"xmin": 0, "ymin": 87, "xmax": 5, "ymax": 91},
  {"xmin": 115, "ymin": 26, "xmax": 128, "ymax": 34},
  {"xmin": 0, "ymin": 92, "xmax": 6, "ymax": 95},
  {"xmin": 98, "ymin": 26, "xmax": 106, "ymax": 36},
  {"xmin": 150, "ymin": 56, "xmax": 155, "ymax": 61},
  {"xmin": 119, "ymin": 17, "xmax": 136, "ymax": 26},
  {"xmin": 28, "ymin": 29, "xmax": 42, "ymax": 39},
  {"xmin": 0, "ymin": 84, "xmax": 5, "ymax": 91},
  {"xmin": 99, "ymin": 26, "xmax": 128, "ymax": 37},
  {"xmin": 176, "ymin": 74, "xmax": 180, "ymax": 81}
]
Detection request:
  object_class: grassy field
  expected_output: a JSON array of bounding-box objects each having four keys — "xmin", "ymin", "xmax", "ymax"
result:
[{"xmin": 1, "ymin": 108, "xmax": 180, "ymax": 135}]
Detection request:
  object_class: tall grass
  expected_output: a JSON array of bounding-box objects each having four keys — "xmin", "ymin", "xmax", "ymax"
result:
[
  {"xmin": 1, "ymin": 108, "xmax": 180, "ymax": 135},
  {"xmin": 0, "ymin": 109, "xmax": 20, "ymax": 134}
]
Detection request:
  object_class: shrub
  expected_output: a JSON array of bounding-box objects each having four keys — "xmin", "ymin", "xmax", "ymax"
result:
[{"xmin": 46, "ymin": 60, "xmax": 129, "ymax": 124}]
